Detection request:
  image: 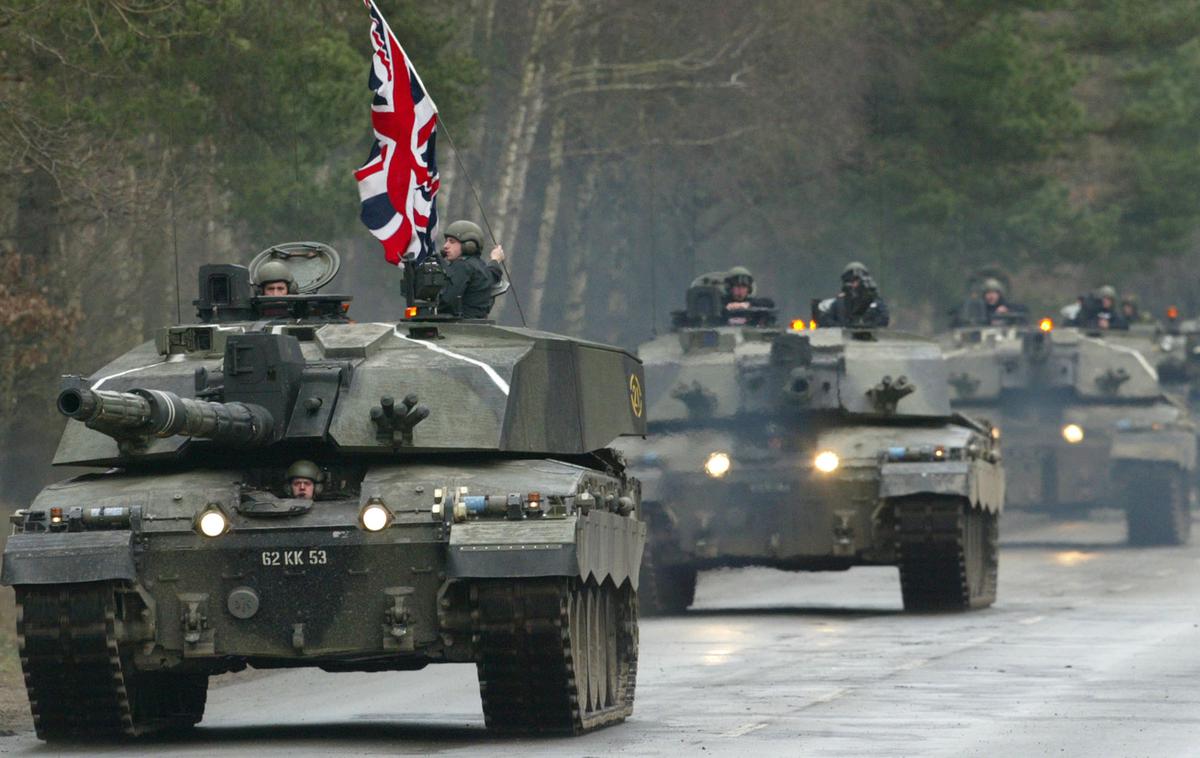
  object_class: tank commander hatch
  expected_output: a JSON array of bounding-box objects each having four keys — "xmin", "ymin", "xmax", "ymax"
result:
[
  {"xmin": 286, "ymin": 459, "xmax": 323, "ymax": 500},
  {"xmin": 815, "ymin": 261, "xmax": 890, "ymax": 328},
  {"xmin": 437, "ymin": 220, "xmax": 507, "ymax": 319}
]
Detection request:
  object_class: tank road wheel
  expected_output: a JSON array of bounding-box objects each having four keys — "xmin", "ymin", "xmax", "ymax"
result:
[
  {"xmin": 16, "ymin": 582, "xmax": 207, "ymax": 741},
  {"xmin": 638, "ymin": 550, "xmax": 697, "ymax": 616},
  {"xmin": 1123, "ymin": 463, "xmax": 1192, "ymax": 546},
  {"xmin": 474, "ymin": 578, "xmax": 638, "ymax": 734},
  {"xmin": 894, "ymin": 498, "xmax": 999, "ymax": 612}
]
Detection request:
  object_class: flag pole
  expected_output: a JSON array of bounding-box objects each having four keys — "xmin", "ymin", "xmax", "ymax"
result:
[{"xmin": 438, "ymin": 122, "xmax": 528, "ymax": 328}]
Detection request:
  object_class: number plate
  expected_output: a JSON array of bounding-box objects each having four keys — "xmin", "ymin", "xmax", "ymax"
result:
[{"xmin": 259, "ymin": 549, "xmax": 329, "ymax": 567}]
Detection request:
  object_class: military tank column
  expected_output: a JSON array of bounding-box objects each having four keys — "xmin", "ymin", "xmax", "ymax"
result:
[
  {"xmin": 2, "ymin": 245, "xmax": 648, "ymax": 740},
  {"xmin": 942, "ymin": 280, "xmax": 1196, "ymax": 546},
  {"xmin": 623, "ymin": 265, "xmax": 1003, "ymax": 614}
]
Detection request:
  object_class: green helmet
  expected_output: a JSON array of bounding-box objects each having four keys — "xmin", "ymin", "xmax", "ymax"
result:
[
  {"xmin": 1095, "ymin": 284, "xmax": 1118, "ymax": 300},
  {"xmin": 286, "ymin": 459, "xmax": 322, "ymax": 484},
  {"xmin": 725, "ymin": 266, "xmax": 754, "ymax": 289},
  {"xmin": 841, "ymin": 261, "xmax": 870, "ymax": 283},
  {"xmin": 980, "ymin": 278, "xmax": 1006, "ymax": 297},
  {"xmin": 256, "ymin": 260, "xmax": 296, "ymax": 293},
  {"xmin": 443, "ymin": 220, "xmax": 485, "ymax": 256}
]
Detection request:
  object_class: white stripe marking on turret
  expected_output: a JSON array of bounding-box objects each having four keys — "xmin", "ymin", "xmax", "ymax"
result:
[
  {"xmin": 92, "ymin": 362, "xmax": 164, "ymax": 390},
  {"xmin": 393, "ymin": 327, "xmax": 510, "ymax": 395}
]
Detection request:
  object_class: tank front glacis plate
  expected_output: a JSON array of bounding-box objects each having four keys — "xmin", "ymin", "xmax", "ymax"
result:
[
  {"xmin": 625, "ymin": 420, "xmax": 998, "ymax": 568},
  {"xmin": 6, "ymin": 458, "xmax": 642, "ymax": 669}
]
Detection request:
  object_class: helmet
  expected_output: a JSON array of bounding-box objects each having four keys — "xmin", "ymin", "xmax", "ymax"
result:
[
  {"xmin": 725, "ymin": 266, "xmax": 754, "ymax": 289},
  {"xmin": 1121, "ymin": 292, "xmax": 1139, "ymax": 305},
  {"xmin": 1095, "ymin": 284, "xmax": 1118, "ymax": 300},
  {"xmin": 286, "ymin": 460, "xmax": 323, "ymax": 489},
  {"xmin": 841, "ymin": 261, "xmax": 870, "ymax": 283},
  {"xmin": 980, "ymin": 278, "xmax": 1006, "ymax": 297},
  {"xmin": 443, "ymin": 220, "xmax": 485, "ymax": 256},
  {"xmin": 255, "ymin": 260, "xmax": 297, "ymax": 293}
]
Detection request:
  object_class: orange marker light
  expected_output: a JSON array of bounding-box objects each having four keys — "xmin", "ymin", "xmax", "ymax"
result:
[
  {"xmin": 1039, "ymin": 318, "xmax": 1053, "ymax": 333},
  {"xmin": 1167, "ymin": 305, "xmax": 1179, "ymax": 321},
  {"xmin": 404, "ymin": 306, "xmax": 418, "ymax": 319},
  {"xmin": 809, "ymin": 320, "xmax": 817, "ymax": 330},
  {"xmin": 790, "ymin": 319, "xmax": 807, "ymax": 331}
]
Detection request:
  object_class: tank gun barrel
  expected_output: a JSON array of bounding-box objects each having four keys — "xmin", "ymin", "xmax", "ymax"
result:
[{"xmin": 57, "ymin": 386, "xmax": 274, "ymax": 447}]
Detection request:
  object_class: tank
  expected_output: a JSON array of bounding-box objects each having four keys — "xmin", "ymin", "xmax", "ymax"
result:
[
  {"xmin": 1, "ymin": 243, "xmax": 647, "ymax": 740},
  {"xmin": 942, "ymin": 320, "xmax": 1196, "ymax": 545},
  {"xmin": 621, "ymin": 276, "xmax": 1004, "ymax": 614}
]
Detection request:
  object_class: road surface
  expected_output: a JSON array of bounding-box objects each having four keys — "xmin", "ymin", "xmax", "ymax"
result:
[{"xmin": 2, "ymin": 510, "xmax": 1197, "ymax": 757}]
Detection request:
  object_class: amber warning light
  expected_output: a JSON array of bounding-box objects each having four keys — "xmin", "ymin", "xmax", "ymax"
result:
[
  {"xmin": 790, "ymin": 319, "xmax": 807, "ymax": 331},
  {"xmin": 1167, "ymin": 305, "xmax": 1179, "ymax": 321},
  {"xmin": 404, "ymin": 306, "xmax": 418, "ymax": 319},
  {"xmin": 1039, "ymin": 318, "xmax": 1053, "ymax": 333}
]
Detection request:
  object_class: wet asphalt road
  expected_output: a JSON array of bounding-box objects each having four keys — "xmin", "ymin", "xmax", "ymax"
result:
[{"xmin": 2, "ymin": 510, "xmax": 1198, "ymax": 757}]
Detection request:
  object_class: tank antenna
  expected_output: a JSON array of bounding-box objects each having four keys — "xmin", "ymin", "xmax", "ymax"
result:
[
  {"xmin": 439, "ymin": 122, "xmax": 527, "ymax": 327},
  {"xmin": 171, "ymin": 182, "xmax": 182, "ymax": 325}
]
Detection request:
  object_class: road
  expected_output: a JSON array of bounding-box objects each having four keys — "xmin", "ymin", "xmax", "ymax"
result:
[{"xmin": 2, "ymin": 510, "xmax": 1198, "ymax": 757}]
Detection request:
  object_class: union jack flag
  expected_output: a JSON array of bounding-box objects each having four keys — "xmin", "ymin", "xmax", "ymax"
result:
[{"xmin": 354, "ymin": 0, "xmax": 440, "ymax": 264}]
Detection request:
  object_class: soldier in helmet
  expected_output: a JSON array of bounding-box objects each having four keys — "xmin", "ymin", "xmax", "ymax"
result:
[
  {"xmin": 1079, "ymin": 284, "xmax": 1129, "ymax": 330},
  {"xmin": 721, "ymin": 267, "xmax": 775, "ymax": 325},
  {"xmin": 255, "ymin": 260, "xmax": 296, "ymax": 297},
  {"xmin": 954, "ymin": 277, "xmax": 1027, "ymax": 326},
  {"xmin": 816, "ymin": 261, "xmax": 890, "ymax": 328},
  {"xmin": 437, "ymin": 220, "xmax": 507, "ymax": 319},
  {"xmin": 285, "ymin": 460, "xmax": 323, "ymax": 500},
  {"xmin": 1120, "ymin": 293, "xmax": 1152, "ymax": 324}
]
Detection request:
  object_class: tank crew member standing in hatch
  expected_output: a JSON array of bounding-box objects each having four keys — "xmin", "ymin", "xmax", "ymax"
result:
[
  {"xmin": 722, "ymin": 267, "xmax": 775, "ymax": 325},
  {"xmin": 255, "ymin": 260, "xmax": 297, "ymax": 296},
  {"xmin": 816, "ymin": 261, "xmax": 890, "ymax": 328},
  {"xmin": 437, "ymin": 220, "xmax": 507, "ymax": 318},
  {"xmin": 1075, "ymin": 285, "xmax": 1129, "ymax": 331}
]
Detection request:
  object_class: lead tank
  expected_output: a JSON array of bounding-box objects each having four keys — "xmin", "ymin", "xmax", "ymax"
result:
[
  {"xmin": 622, "ymin": 276, "xmax": 1003, "ymax": 614},
  {"xmin": 943, "ymin": 321, "xmax": 1195, "ymax": 544},
  {"xmin": 2, "ymin": 244, "xmax": 647, "ymax": 740}
]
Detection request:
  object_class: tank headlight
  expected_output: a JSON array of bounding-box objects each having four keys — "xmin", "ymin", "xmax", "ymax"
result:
[
  {"xmin": 814, "ymin": 450, "xmax": 840, "ymax": 473},
  {"xmin": 197, "ymin": 509, "xmax": 229, "ymax": 538},
  {"xmin": 359, "ymin": 500, "xmax": 392, "ymax": 532},
  {"xmin": 1061, "ymin": 424, "xmax": 1084, "ymax": 444},
  {"xmin": 704, "ymin": 451, "xmax": 732, "ymax": 478}
]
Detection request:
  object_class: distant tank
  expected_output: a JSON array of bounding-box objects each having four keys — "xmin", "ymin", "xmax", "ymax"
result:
[
  {"xmin": 622, "ymin": 274, "xmax": 1003, "ymax": 614},
  {"xmin": 2, "ymin": 243, "xmax": 646, "ymax": 740},
  {"xmin": 942, "ymin": 318, "xmax": 1195, "ymax": 544}
]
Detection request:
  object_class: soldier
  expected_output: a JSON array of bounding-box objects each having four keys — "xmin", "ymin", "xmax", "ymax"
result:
[
  {"xmin": 1121, "ymin": 293, "xmax": 1152, "ymax": 324},
  {"xmin": 438, "ymin": 220, "xmax": 506, "ymax": 319},
  {"xmin": 255, "ymin": 261, "xmax": 296, "ymax": 297},
  {"xmin": 722, "ymin": 267, "xmax": 775, "ymax": 325},
  {"xmin": 1079, "ymin": 285, "xmax": 1129, "ymax": 331},
  {"xmin": 817, "ymin": 261, "xmax": 890, "ymax": 328},
  {"xmin": 954, "ymin": 278, "xmax": 1026, "ymax": 326},
  {"xmin": 285, "ymin": 459, "xmax": 322, "ymax": 500}
]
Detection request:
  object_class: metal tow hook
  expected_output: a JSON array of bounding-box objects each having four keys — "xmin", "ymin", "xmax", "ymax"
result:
[{"xmin": 182, "ymin": 601, "xmax": 207, "ymax": 645}]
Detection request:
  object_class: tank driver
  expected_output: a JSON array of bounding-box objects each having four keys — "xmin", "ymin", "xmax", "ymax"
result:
[{"xmin": 285, "ymin": 460, "xmax": 323, "ymax": 500}]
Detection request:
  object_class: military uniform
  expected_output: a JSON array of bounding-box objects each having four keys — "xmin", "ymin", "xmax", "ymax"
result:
[
  {"xmin": 439, "ymin": 254, "xmax": 504, "ymax": 318},
  {"xmin": 818, "ymin": 262, "xmax": 890, "ymax": 328}
]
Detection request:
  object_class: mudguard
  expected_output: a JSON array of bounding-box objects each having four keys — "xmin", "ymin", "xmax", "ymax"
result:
[
  {"xmin": 879, "ymin": 461, "xmax": 1005, "ymax": 512},
  {"xmin": 1111, "ymin": 428, "xmax": 1196, "ymax": 470},
  {"xmin": 447, "ymin": 510, "xmax": 645, "ymax": 589},
  {"xmin": 2, "ymin": 531, "xmax": 136, "ymax": 585}
]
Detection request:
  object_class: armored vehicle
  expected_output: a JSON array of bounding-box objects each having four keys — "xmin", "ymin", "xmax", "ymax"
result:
[
  {"xmin": 622, "ymin": 275, "xmax": 1003, "ymax": 614},
  {"xmin": 2, "ymin": 243, "xmax": 647, "ymax": 740},
  {"xmin": 943, "ymin": 320, "xmax": 1195, "ymax": 545}
]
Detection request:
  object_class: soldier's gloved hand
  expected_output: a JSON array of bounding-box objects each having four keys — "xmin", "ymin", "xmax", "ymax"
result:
[
  {"xmin": 726, "ymin": 301, "xmax": 751, "ymax": 310},
  {"xmin": 490, "ymin": 245, "xmax": 506, "ymax": 263}
]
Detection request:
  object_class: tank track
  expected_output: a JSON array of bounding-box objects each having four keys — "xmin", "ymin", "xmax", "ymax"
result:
[
  {"xmin": 1122, "ymin": 462, "xmax": 1192, "ymax": 546},
  {"xmin": 894, "ymin": 498, "xmax": 998, "ymax": 611},
  {"xmin": 16, "ymin": 582, "xmax": 206, "ymax": 741},
  {"xmin": 473, "ymin": 578, "xmax": 637, "ymax": 734}
]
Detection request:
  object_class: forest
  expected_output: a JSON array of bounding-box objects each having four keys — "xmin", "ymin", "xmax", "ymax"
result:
[{"xmin": 3, "ymin": 0, "xmax": 1200, "ymax": 499}]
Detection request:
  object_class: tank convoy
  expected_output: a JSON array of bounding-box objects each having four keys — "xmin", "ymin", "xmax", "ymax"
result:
[
  {"xmin": 622, "ymin": 273, "xmax": 1004, "ymax": 614},
  {"xmin": 942, "ymin": 318, "xmax": 1195, "ymax": 545},
  {"xmin": 2, "ymin": 243, "xmax": 647, "ymax": 740}
]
